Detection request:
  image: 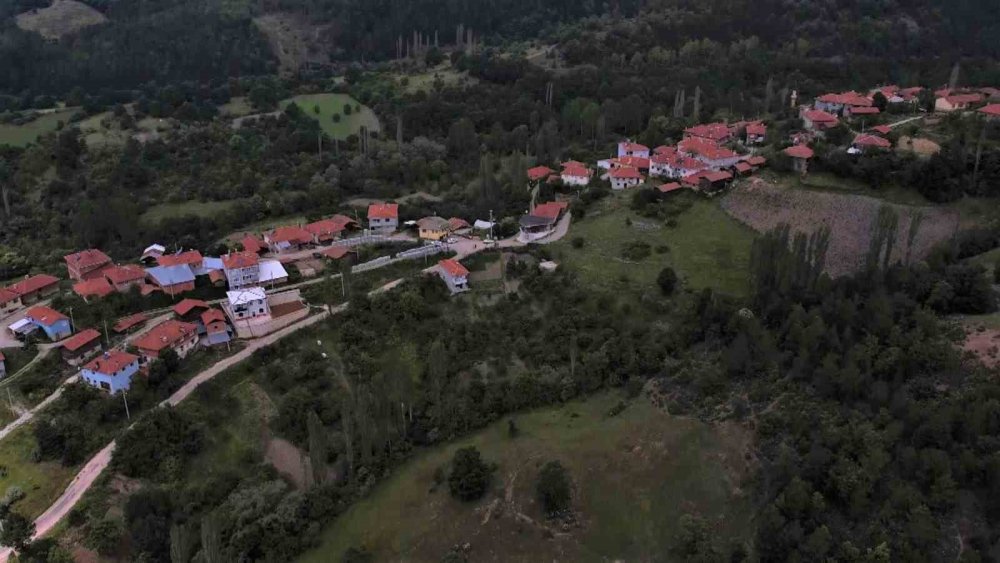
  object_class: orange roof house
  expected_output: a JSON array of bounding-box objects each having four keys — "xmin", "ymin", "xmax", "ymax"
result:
[
  {"xmin": 64, "ymin": 249, "xmax": 112, "ymax": 281},
  {"xmin": 133, "ymin": 320, "xmax": 199, "ymax": 361},
  {"xmin": 73, "ymin": 278, "xmax": 115, "ymax": 301}
]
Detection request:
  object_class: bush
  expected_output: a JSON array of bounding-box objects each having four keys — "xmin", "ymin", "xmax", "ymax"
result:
[
  {"xmin": 994, "ymin": 260, "xmax": 1000, "ymax": 284},
  {"xmin": 448, "ymin": 447, "xmax": 492, "ymax": 501},
  {"xmin": 571, "ymin": 236, "xmax": 585, "ymax": 249},
  {"xmin": 621, "ymin": 241, "xmax": 651, "ymax": 261},
  {"xmin": 536, "ymin": 461, "xmax": 571, "ymax": 515},
  {"xmin": 657, "ymin": 267, "xmax": 678, "ymax": 295}
]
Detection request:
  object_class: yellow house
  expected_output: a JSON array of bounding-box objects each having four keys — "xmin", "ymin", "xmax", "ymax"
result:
[{"xmin": 417, "ymin": 216, "xmax": 451, "ymax": 241}]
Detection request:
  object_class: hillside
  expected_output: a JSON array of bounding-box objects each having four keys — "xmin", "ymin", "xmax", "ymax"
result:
[{"xmin": 14, "ymin": 0, "xmax": 106, "ymax": 39}]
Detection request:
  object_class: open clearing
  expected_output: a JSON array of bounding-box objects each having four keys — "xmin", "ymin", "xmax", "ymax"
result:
[
  {"xmin": 254, "ymin": 13, "xmax": 330, "ymax": 75},
  {"xmin": 897, "ymin": 136, "xmax": 942, "ymax": 158},
  {"xmin": 0, "ymin": 425, "xmax": 77, "ymax": 519},
  {"xmin": 551, "ymin": 192, "xmax": 754, "ymax": 296},
  {"xmin": 398, "ymin": 62, "xmax": 477, "ymax": 94},
  {"xmin": 15, "ymin": 0, "xmax": 106, "ymax": 40},
  {"xmin": 142, "ymin": 199, "xmax": 239, "ymax": 223},
  {"xmin": 0, "ymin": 109, "xmax": 79, "ymax": 148},
  {"xmin": 280, "ymin": 93, "xmax": 381, "ymax": 140},
  {"xmin": 722, "ymin": 174, "xmax": 959, "ymax": 278},
  {"xmin": 300, "ymin": 392, "xmax": 753, "ymax": 562}
]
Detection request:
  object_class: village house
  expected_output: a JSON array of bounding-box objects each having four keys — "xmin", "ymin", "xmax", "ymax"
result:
[
  {"xmin": 173, "ymin": 298, "xmax": 210, "ymax": 324},
  {"xmin": 134, "ymin": 319, "xmax": 199, "ymax": 363},
  {"xmin": 0, "ymin": 288, "xmax": 22, "ymax": 316},
  {"xmin": 258, "ymin": 260, "xmax": 289, "ymax": 287},
  {"xmin": 265, "ymin": 226, "xmax": 313, "ymax": 254},
  {"xmin": 745, "ymin": 122, "xmax": 767, "ymax": 145},
  {"xmin": 801, "ymin": 109, "xmax": 840, "ymax": 133},
  {"xmin": 849, "ymin": 134, "xmax": 893, "ymax": 154},
  {"xmin": 746, "ymin": 156, "xmax": 767, "ymax": 169},
  {"xmin": 518, "ymin": 201, "xmax": 569, "ymax": 243},
  {"xmin": 560, "ymin": 162, "xmax": 591, "ymax": 186},
  {"xmin": 684, "ymin": 122, "xmax": 732, "ymax": 143},
  {"xmin": 609, "ymin": 166, "xmax": 643, "ymax": 190},
  {"xmin": 665, "ymin": 155, "xmax": 707, "ymax": 179},
  {"xmin": 437, "ymin": 259, "xmax": 470, "ymax": 294},
  {"xmin": 64, "ymin": 249, "xmax": 112, "ymax": 281},
  {"xmin": 649, "ymin": 148, "xmax": 677, "ymax": 177},
  {"xmin": 979, "ymin": 104, "xmax": 1000, "ymax": 119},
  {"xmin": 657, "ymin": 182, "xmax": 684, "ymax": 195},
  {"xmin": 784, "ymin": 145, "xmax": 815, "ymax": 175},
  {"xmin": 527, "ymin": 165, "xmax": 555, "ymax": 183},
  {"xmin": 224, "ymin": 287, "xmax": 270, "ymax": 321},
  {"xmin": 7, "ymin": 274, "xmax": 60, "ymax": 305},
  {"xmin": 814, "ymin": 92, "xmax": 873, "ymax": 115},
  {"xmin": 617, "ymin": 141, "xmax": 650, "ymax": 159},
  {"xmin": 846, "ymin": 106, "xmax": 880, "ymax": 118},
  {"xmin": 201, "ymin": 308, "xmax": 232, "ymax": 347},
  {"xmin": 448, "ymin": 217, "xmax": 471, "ymax": 234},
  {"xmin": 72, "ymin": 277, "xmax": 115, "ymax": 302},
  {"xmin": 113, "ymin": 313, "xmax": 148, "ymax": 334},
  {"xmin": 734, "ymin": 162, "xmax": 753, "ymax": 176},
  {"xmin": 60, "ymin": 328, "xmax": 102, "ymax": 365},
  {"xmin": 677, "ymin": 138, "xmax": 741, "ymax": 170},
  {"xmin": 140, "ymin": 244, "xmax": 166, "ymax": 265},
  {"xmin": 240, "ymin": 235, "xmax": 265, "ymax": 254},
  {"xmin": 870, "ymin": 125, "xmax": 893, "ymax": 136},
  {"xmin": 157, "ymin": 250, "xmax": 203, "ymax": 270},
  {"xmin": 682, "ymin": 170, "xmax": 734, "ymax": 191},
  {"xmin": 416, "ymin": 216, "xmax": 452, "ymax": 241},
  {"xmin": 24, "ymin": 306, "xmax": 72, "ymax": 341},
  {"xmin": 304, "ymin": 215, "xmax": 358, "ymax": 244},
  {"xmin": 145, "ymin": 265, "xmax": 196, "ymax": 297},
  {"xmin": 81, "ymin": 350, "xmax": 141, "ymax": 394},
  {"xmin": 935, "ymin": 92, "xmax": 984, "ymax": 112},
  {"xmin": 222, "ymin": 252, "xmax": 260, "ymax": 289},
  {"xmin": 103, "ymin": 265, "xmax": 146, "ymax": 293},
  {"xmin": 367, "ymin": 202, "xmax": 399, "ymax": 233}
]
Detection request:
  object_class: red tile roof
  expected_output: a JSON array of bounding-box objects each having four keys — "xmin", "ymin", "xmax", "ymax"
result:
[
  {"xmin": 747, "ymin": 156, "xmax": 767, "ymax": 167},
  {"xmin": 735, "ymin": 162, "xmax": 753, "ymax": 173},
  {"xmin": 818, "ymin": 92, "xmax": 872, "ymax": 107},
  {"xmin": 84, "ymin": 350, "xmax": 138, "ymax": 375},
  {"xmin": 438, "ymin": 259, "xmax": 469, "ymax": 278},
  {"xmin": 617, "ymin": 156, "xmax": 650, "ymax": 169},
  {"xmin": 222, "ymin": 251, "xmax": 259, "ymax": 270},
  {"xmin": 658, "ymin": 182, "xmax": 683, "ymax": 193},
  {"xmin": 802, "ymin": 109, "xmax": 839, "ymax": 124},
  {"xmin": 561, "ymin": 164, "xmax": 590, "ymax": 178},
  {"xmin": 609, "ymin": 167, "xmax": 642, "ymax": 179},
  {"xmin": 134, "ymin": 320, "xmax": 198, "ymax": 354},
  {"xmin": 979, "ymin": 104, "xmax": 1000, "ymax": 117},
  {"xmin": 448, "ymin": 217, "xmax": 471, "ymax": 230},
  {"xmin": 684, "ymin": 122, "xmax": 732, "ymax": 142},
  {"xmin": 64, "ymin": 249, "xmax": 111, "ymax": 271},
  {"xmin": 784, "ymin": 145, "xmax": 815, "ymax": 159},
  {"xmin": 73, "ymin": 278, "xmax": 115, "ymax": 299},
  {"xmin": 9, "ymin": 274, "xmax": 59, "ymax": 296},
  {"xmin": 944, "ymin": 93, "xmax": 983, "ymax": 105},
  {"xmin": 854, "ymin": 134, "xmax": 892, "ymax": 149},
  {"xmin": 870, "ymin": 125, "xmax": 893, "ymax": 135},
  {"xmin": 532, "ymin": 201, "xmax": 569, "ymax": 220},
  {"xmin": 704, "ymin": 171, "xmax": 733, "ymax": 183},
  {"xmin": 103, "ymin": 264, "xmax": 145, "ymax": 285},
  {"xmin": 305, "ymin": 215, "xmax": 357, "ymax": 238},
  {"xmin": 241, "ymin": 235, "xmax": 264, "ymax": 254},
  {"xmin": 25, "ymin": 306, "xmax": 68, "ymax": 326},
  {"xmin": 200, "ymin": 308, "xmax": 226, "ymax": 326},
  {"xmin": 0, "ymin": 287, "xmax": 20, "ymax": 304},
  {"xmin": 113, "ymin": 313, "xmax": 148, "ymax": 333},
  {"xmin": 62, "ymin": 328, "xmax": 101, "ymax": 352},
  {"xmin": 746, "ymin": 122, "xmax": 766, "ymax": 136},
  {"xmin": 158, "ymin": 250, "xmax": 203, "ymax": 268},
  {"xmin": 560, "ymin": 160, "xmax": 586, "ymax": 169},
  {"xmin": 527, "ymin": 166, "xmax": 555, "ymax": 181},
  {"xmin": 367, "ymin": 202, "xmax": 399, "ymax": 220},
  {"xmin": 269, "ymin": 226, "xmax": 313, "ymax": 245},
  {"xmin": 849, "ymin": 106, "xmax": 880, "ymax": 115},
  {"xmin": 173, "ymin": 298, "xmax": 209, "ymax": 316},
  {"xmin": 321, "ymin": 246, "xmax": 351, "ymax": 260},
  {"xmin": 208, "ymin": 269, "xmax": 226, "ymax": 284},
  {"xmin": 619, "ymin": 141, "xmax": 649, "ymax": 153},
  {"xmin": 678, "ymin": 138, "xmax": 738, "ymax": 161}
]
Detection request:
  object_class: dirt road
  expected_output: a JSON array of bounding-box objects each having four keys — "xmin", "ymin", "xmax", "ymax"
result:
[
  {"xmin": 0, "ymin": 278, "xmax": 407, "ymax": 561},
  {"xmin": 0, "ymin": 375, "xmax": 77, "ymax": 442}
]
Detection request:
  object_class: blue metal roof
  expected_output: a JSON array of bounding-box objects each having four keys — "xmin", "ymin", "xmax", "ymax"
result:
[{"xmin": 145, "ymin": 265, "xmax": 196, "ymax": 286}]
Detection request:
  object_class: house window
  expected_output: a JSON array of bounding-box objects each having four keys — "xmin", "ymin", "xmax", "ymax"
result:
[{"xmin": 100, "ymin": 381, "xmax": 110, "ymax": 391}]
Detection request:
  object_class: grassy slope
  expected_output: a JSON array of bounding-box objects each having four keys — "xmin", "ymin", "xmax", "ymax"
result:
[
  {"xmin": 551, "ymin": 192, "xmax": 754, "ymax": 297},
  {"xmin": 142, "ymin": 199, "xmax": 239, "ymax": 223},
  {"xmin": 280, "ymin": 93, "xmax": 381, "ymax": 140},
  {"xmin": 300, "ymin": 392, "xmax": 753, "ymax": 562},
  {"xmin": 0, "ymin": 426, "xmax": 77, "ymax": 518},
  {"xmin": 0, "ymin": 109, "xmax": 80, "ymax": 148}
]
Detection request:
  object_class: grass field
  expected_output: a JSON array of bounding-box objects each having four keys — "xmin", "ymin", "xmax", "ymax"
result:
[
  {"xmin": 551, "ymin": 192, "xmax": 755, "ymax": 296},
  {"xmin": 280, "ymin": 93, "xmax": 381, "ymax": 140},
  {"xmin": 0, "ymin": 425, "xmax": 77, "ymax": 519},
  {"xmin": 142, "ymin": 200, "xmax": 239, "ymax": 223},
  {"xmin": 300, "ymin": 391, "xmax": 753, "ymax": 562},
  {"xmin": 0, "ymin": 109, "xmax": 79, "ymax": 147},
  {"xmin": 219, "ymin": 97, "xmax": 254, "ymax": 117}
]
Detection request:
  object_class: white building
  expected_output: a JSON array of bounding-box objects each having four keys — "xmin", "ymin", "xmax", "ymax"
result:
[{"xmin": 225, "ymin": 287, "xmax": 270, "ymax": 321}]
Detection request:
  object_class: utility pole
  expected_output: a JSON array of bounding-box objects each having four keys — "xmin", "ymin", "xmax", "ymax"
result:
[
  {"xmin": 68, "ymin": 307, "xmax": 75, "ymax": 333},
  {"xmin": 122, "ymin": 389, "xmax": 131, "ymax": 420},
  {"xmin": 103, "ymin": 319, "xmax": 110, "ymax": 348}
]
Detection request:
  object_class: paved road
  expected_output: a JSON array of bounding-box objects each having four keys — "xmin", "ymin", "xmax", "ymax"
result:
[{"xmin": 0, "ymin": 278, "xmax": 408, "ymax": 561}]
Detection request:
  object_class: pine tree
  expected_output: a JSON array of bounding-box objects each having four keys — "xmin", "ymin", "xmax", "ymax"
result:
[{"xmin": 307, "ymin": 410, "xmax": 327, "ymax": 486}]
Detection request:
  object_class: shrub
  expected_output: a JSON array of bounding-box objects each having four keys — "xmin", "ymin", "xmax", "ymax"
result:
[
  {"xmin": 655, "ymin": 245, "xmax": 670, "ymax": 254},
  {"xmin": 657, "ymin": 267, "xmax": 678, "ymax": 295},
  {"xmin": 536, "ymin": 461, "xmax": 571, "ymax": 515},
  {"xmin": 994, "ymin": 260, "xmax": 1000, "ymax": 284},
  {"xmin": 622, "ymin": 241, "xmax": 651, "ymax": 261},
  {"xmin": 332, "ymin": 113, "xmax": 341, "ymax": 123},
  {"xmin": 343, "ymin": 104, "xmax": 353, "ymax": 116},
  {"xmin": 571, "ymin": 236, "xmax": 585, "ymax": 249},
  {"xmin": 448, "ymin": 447, "xmax": 492, "ymax": 501}
]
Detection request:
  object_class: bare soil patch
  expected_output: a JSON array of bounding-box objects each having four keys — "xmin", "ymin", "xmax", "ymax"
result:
[
  {"xmin": 897, "ymin": 136, "xmax": 942, "ymax": 158},
  {"xmin": 721, "ymin": 177, "xmax": 958, "ymax": 277},
  {"xmin": 253, "ymin": 13, "xmax": 330, "ymax": 75},
  {"xmin": 961, "ymin": 328, "xmax": 1000, "ymax": 368},
  {"xmin": 15, "ymin": 0, "xmax": 106, "ymax": 39},
  {"xmin": 265, "ymin": 436, "xmax": 310, "ymax": 489}
]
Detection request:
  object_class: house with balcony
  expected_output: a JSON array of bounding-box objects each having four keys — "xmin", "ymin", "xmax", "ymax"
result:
[{"xmin": 81, "ymin": 351, "xmax": 141, "ymax": 394}]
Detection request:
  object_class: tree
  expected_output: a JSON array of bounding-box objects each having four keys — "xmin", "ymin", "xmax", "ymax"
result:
[
  {"xmin": 448, "ymin": 447, "xmax": 492, "ymax": 501},
  {"xmin": 0, "ymin": 511, "xmax": 34, "ymax": 551},
  {"xmin": 657, "ymin": 267, "xmax": 678, "ymax": 295},
  {"xmin": 307, "ymin": 410, "xmax": 328, "ymax": 486},
  {"xmin": 200, "ymin": 512, "xmax": 224, "ymax": 563},
  {"xmin": 170, "ymin": 523, "xmax": 196, "ymax": 563},
  {"xmin": 872, "ymin": 91, "xmax": 888, "ymax": 112},
  {"xmin": 158, "ymin": 348, "xmax": 180, "ymax": 373},
  {"xmin": 536, "ymin": 461, "xmax": 571, "ymax": 515}
]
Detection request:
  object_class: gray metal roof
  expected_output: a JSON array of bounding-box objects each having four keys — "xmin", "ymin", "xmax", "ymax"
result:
[{"xmin": 145, "ymin": 265, "xmax": 196, "ymax": 286}]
